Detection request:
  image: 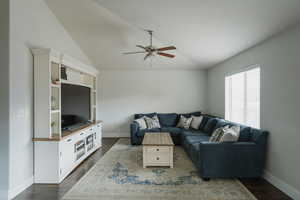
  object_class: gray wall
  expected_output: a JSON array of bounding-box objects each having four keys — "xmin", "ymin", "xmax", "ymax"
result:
[
  {"xmin": 0, "ymin": 0, "xmax": 10, "ymax": 199},
  {"xmin": 98, "ymin": 69, "xmax": 208, "ymax": 137},
  {"xmin": 8, "ymin": 0, "xmax": 90, "ymax": 197},
  {"xmin": 207, "ymin": 24, "xmax": 300, "ymax": 199}
]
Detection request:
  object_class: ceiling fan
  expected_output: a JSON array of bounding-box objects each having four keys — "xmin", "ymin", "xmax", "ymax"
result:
[{"xmin": 123, "ymin": 30, "xmax": 176, "ymax": 60}]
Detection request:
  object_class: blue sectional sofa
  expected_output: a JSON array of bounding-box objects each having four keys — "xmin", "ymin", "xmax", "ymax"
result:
[{"xmin": 130, "ymin": 112, "xmax": 268, "ymax": 180}]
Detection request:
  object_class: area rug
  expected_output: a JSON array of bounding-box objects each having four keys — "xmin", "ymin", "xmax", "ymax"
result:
[{"xmin": 63, "ymin": 139, "xmax": 257, "ymax": 200}]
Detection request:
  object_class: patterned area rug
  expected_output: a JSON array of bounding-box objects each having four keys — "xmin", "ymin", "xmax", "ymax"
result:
[{"xmin": 63, "ymin": 139, "xmax": 256, "ymax": 200}]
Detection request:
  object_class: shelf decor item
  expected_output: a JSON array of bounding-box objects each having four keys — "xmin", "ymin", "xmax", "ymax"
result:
[
  {"xmin": 52, "ymin": 79, "xmax": 60, "ymax": 85},
  {"xmin": 51, "ymin": 121, "xmax": 56, "ymax": 127},
  {"xmin": 61, "ymin": 66, "xmax": 67, "ymax": 80}
]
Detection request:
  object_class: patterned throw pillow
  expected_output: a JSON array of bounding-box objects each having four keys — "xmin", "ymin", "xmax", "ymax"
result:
[
  {"xmin": 220, "ymin": 126, "xmax": 240, "ymax": 142},
  {"xmin": 176, "ymin": 115, "xmax": 193, "ymax": 129},
  {"xmin": 144, "ymin": 115, "xmax": 161, "ymax": 129},
  {"xmin": 134, "ymin": 117, "xmax": 147, "ymax": 130},
  {"xmin": 190, "ymin": 116, "xmax": 203, "ymax": 129},
  {"xmin": 209, "ymin": 126, "xmax": 229, "ymax": 142}
]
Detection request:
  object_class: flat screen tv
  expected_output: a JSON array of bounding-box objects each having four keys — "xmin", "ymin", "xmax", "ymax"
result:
[{"xmin": 61, "ymin": 84, "xmax": 91, "ymax": 129}]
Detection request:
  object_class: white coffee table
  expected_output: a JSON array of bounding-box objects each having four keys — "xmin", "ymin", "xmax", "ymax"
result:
[{"xmin": 142, "ymin": 132, "xmax": 174, "ymax": 168}]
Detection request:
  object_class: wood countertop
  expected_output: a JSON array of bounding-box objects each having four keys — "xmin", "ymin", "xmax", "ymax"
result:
[{"xmin": 33, "ymin": 120, "xmax": 103, "ymax": 142}]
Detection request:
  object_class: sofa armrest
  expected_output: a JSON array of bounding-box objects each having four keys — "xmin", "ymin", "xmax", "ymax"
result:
[
  {"xmin": 200, "ymin": 141, "xmax": 257, "ymax": 151},
  {"xmin": 130, "ymin": 122, "xmax": 140, "ymax": 145},
  {"xmin": 199, "ymin": 142, "xmax": 259, "ymax": 160},
  {"xmin": 198, "ymin": 142, "xmax": 264, "ymax": 178},
  {"xmin": 130, "ymin": 122, "xmax": 139, "ymax": 136}
]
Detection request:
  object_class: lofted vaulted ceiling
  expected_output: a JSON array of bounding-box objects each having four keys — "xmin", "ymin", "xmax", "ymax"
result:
[{"xmin": 45, "ymin": 0, "xmax": 300, "ymax": 69}]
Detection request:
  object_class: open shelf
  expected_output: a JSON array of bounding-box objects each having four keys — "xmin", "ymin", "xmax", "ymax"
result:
[
  {"xmin": 51, "ymin": 87, "xmax": 60, "ymax": 111},
  {"xmin": 51, "ymin": 62, "xmax": 60, "ymax": 83},
  {"xmin": 51, "ymin": 112, "xmax": 61, "ymax": 137}
]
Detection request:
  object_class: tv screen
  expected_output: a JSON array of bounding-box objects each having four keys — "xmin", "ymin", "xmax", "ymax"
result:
[{"xmin": 61, "ymin": 84, "xmax": 91, "ymax": 129}]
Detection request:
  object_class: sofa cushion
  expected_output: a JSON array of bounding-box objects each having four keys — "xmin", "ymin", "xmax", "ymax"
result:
[
  {"xmin": 161, "ymin": 127, "xmax": 183, "ymax": 135},
  {"xmin": 136, "ymin": 128, "xmax": 161, "ymax": 137},
  {"xmin": 182, "ymin": 129, "xmax": 207, "ymax": 137},
  {"xmin": 203, "ymin": 118, "xmax": 218, "ymax": 135},
  {"xmin": 209, "ymin": 126, "xmax": 228, "ymax": 142},
  {"xmin": 198, "ymin": 115, "xmax": 210, "ymax": 131},
  {"xmin": 214, "ymin": 119, "xmax": 229, "ymax": 130},
  {"xmin": 238, "ymin": 127, "xmax": 252, "ymax": 142},
  {"xmin": 158, "ymin": 113, "xmax": 178, "ymax": 127},
  {"xmin": 176, "ymin": 115, "xmax": 193, "ymax": 129},
  {"xmin": 134, "ymin": 113, "xmax": 157, "ymax": 119},
  {"xmin": 219, "ymin": 126, "xmax": 240, "ymax": 142},
  {"xmin": 133, "ymin": 117, "xmax": 147, "ymax": 130},
  {"xmin": 190, "ymin": 116, "xmax": 203, "ymax": 129},
  {"xmin": 180, "ymin": 111, "xmax": 201, "ymax": 118},
  {"xmin": 227, "ymin": 122, "xmax": 252, "ymax": 142},
  {"xmin": 185, "ymin": 135, "xmax": 210, "ymax": 144},
  {"xmin": 144, "ymin": 115, "xmax": 161, "ymax": 129}
]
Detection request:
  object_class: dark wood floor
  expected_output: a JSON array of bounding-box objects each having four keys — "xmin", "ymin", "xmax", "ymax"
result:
[{"xmin": 14, "ymin": 138, "xmax": 292, "ymax": 200}]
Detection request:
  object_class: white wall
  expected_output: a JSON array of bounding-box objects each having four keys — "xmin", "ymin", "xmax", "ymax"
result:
[
  {"xmin": 98, "ymin": 69, "xmax": 207, "ymax": 137},
  {"xmin": 0, "ymin": 1, "xmax": 10, "ymax": 199},
  {"xmin": 8, "ymin": 0, "xmax": 91, "ymax": 198},
  {"xmin": 207, "ymin": 24, "xmax": 300, "ymax": 199}
]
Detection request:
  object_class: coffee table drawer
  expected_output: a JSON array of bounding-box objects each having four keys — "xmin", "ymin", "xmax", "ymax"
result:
[
  {"xmin": 146, "ymin": 153, "xmax": 170, "ymax": 163},
  {"xmin": 146, "ymin": 146, "xmax": 170, "ymax": 153}
]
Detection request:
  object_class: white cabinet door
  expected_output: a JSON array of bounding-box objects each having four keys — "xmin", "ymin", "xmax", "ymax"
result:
[
  {"xmin": 59, "ymin": 136, "xmax": 75, "ymax": 180},
  {"xmin": 95, "ymin": 123, "xmax": 102, "ymax": 148}
]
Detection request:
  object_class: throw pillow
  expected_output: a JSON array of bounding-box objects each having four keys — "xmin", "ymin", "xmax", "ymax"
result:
[
  {"xmin": 190, "ymin": 115, "xmax": 203, "ymax": 129},
  {"xmin": 134, "ymin": 117, "xmax": 147, "ymax": 130},
  {"xmin": 176, "ymin": 115, "xmax": 193, "ymax": 129},
  {"xmin": 209, "ymin": 125, "xmax": 229, "ymax": 142},
  {"xmin": 144, "ymin": 115, "xmax": 161, "ymax": 129},
  {"xmin": 220, "ymin": 126, "xmax": 240, "ymax": 142}
]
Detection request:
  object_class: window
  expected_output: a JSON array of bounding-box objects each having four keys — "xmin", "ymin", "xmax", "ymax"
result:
[{"xmin": 225, "ymin": 67, "xmax": 260, "ymax": 128}]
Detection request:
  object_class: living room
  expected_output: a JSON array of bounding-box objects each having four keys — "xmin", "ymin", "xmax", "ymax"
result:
[{"xmin": 1, "ymin": 0, "xmax": 299, "ymax": 200}]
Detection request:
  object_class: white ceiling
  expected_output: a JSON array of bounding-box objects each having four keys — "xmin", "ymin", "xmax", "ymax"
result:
[{"xmin": 45, "ymin": 0, "xmax": 300, "ymax": 69}]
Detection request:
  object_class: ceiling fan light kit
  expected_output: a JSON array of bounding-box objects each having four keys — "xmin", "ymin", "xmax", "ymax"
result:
[{"xmin": 123, "ymin": 30, "xmax": 176, "ymax": 61}]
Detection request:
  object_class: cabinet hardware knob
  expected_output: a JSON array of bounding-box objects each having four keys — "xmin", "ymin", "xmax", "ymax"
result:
[
  {"xmin": 156, "ymin": 149, "xmax": 159, "ymax": 151},
  {"xmin": 156, "ymin": 157, "xmax": 159, "ymax": 160}
]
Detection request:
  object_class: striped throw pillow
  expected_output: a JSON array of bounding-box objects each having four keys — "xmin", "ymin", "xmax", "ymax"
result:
[{"xmin": 144, "ymin": 115, "xmax": 161, "ymax": 129}]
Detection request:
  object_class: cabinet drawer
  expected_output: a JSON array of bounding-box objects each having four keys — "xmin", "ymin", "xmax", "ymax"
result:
[
  {"xmin": 146, "ymin": 153, "xmax": 170, "ymax": 163},
  {"xmin": 146, "ymin": 146, "xmax": 170, "ymax": 153}
]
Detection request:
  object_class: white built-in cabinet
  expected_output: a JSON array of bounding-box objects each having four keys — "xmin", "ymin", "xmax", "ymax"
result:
[{"xmin": 32, "ymin": 48, "xmax": 102, "ymax": 184}]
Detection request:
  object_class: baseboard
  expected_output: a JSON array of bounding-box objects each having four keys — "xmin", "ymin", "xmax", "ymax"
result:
[
  {"xmin": 102, "ymin": 132, "xmax": 129, "ymax": 138},
  {"xmin": 8, "ymin": 176, "xmax": 33, "ymax": 199},
  {"xmin": 263, "ymin": 170, "xmax": 300, "ymax": 200}
]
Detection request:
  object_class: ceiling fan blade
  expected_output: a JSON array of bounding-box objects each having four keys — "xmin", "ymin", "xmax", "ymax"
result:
[
  {"xmin": 157, "ymin": 52, "xmax": 175, "ymax": 58},
  {"xmin": 144, "ymin": 52, "xmax": 152, "ymax": 60},
  {"xmin": 136, "ymin": 45, "xmax": 147, "ymax": 50},
  {"xmin": 123, "ymin": 51, "xmax": 146, "ymax": 55},
  {"xmin": 157, "ymin": 46, "xmax": 176, "ymax": 51}
]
